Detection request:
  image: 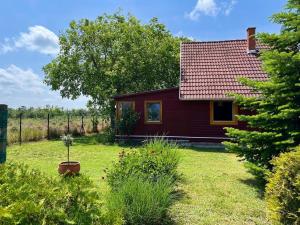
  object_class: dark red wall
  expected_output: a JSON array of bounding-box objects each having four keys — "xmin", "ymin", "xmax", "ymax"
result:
[{"xmin": 115, "ymin": 88, "xmax": 247, "ymax": 140}]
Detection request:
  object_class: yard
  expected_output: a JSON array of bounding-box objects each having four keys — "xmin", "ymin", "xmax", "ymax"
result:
[{"xmin": 7, "ymin": 136, "xmax": 269, "ymax": 225}]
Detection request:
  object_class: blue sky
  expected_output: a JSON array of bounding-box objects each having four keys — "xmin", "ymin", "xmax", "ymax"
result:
[{"xmin": 0, "ymin": 0, "xmax": 286, "ymax": 109}]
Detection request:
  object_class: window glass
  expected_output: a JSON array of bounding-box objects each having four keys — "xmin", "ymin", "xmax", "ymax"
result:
[
  {"xmin": 213, "ymin": 101, "xmax": 233, "ymax": 121},
  {"xmin": 117, "ymin": 102, "xmax": 134, "ymax": 118},
  {"xmin": 146, "ymin": 102, "xmax": 161, "ymax": 122}
]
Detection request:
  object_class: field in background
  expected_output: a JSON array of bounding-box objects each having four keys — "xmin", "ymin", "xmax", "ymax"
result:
[
  {"xmin": 7, "ymin": 116, "xmax": 106, "ymax": 145},
  {"xmin": 8, "ymin": 137, "xmax": 269, "ymax": 225}
]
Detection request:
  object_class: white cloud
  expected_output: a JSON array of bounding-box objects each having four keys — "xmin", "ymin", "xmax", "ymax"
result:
[
  {"xmin": 0, "ymin": 65, "xmax": 88, "ymax": 108},
  {"xmin": 224, "ymin": 0, "xmax": 237, "ymax": 15},
  {"xmin": 175, "ymin": 31, "xmax": 198, "ymax": 41},
  {"xmin": 0, "ymin": 65, "xmax": 44, "ymax": 95},
  {"xmin": 187, "ymin": 0, "xmax": 237, "ymax": 20},
  {"xmin": 0, "ymin": 25, "xmax": 59, "ymax": 55},
  {"xmin": 175, "ymin": 31, "xmax": 184, "ymax": 37},
  {"xmin": 189, "ymin": 0, "xmax": 219, "ymax": 19}
]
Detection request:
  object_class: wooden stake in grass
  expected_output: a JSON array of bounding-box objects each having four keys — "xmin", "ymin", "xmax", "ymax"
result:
[
  {"xmin": 19, "ymin": 113, "xmax": 22, "ymax": 146},
  {"xmin": 47, "ymin": 113, "xmax": 50, "ymax": 140}
]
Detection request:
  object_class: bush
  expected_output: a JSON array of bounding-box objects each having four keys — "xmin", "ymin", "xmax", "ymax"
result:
[
  {"xmin": 104, "ymin": 138, "xmax": 180, "ymax": 225},
  {"xmin": 266, "ymin": 147, "xmax": 300, "ymax": 225},
  {"xmin": 116, "ymin": 108, "xmax": 140, "ymax": 136},
  {"xmin": 97, "ymin": 126, "xmax": 116, "ymax": 144},
  {"xmin": 0, "ymin": 163, "xmax": 103, "ymax": 225},
  {"xmin": 104, "ymin": 176, "xmax": 174, "ymax": 225},
  {"xmin": 106, "ymin": 138, "xmax": 180, "ymax": 189}
]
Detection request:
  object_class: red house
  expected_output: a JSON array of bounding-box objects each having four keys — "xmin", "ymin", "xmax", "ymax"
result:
[{"xmin": 114, "ymin": 28, "xmax": 268, "ymax": 142}]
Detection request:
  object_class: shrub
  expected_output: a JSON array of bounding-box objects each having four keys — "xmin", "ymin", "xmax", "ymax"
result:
[
  {"xmin": 106, "ymin": 138, "xmax": 180, "ymax": 189},
  {"xmin": 104, "ymin": 138, "xmax": 181, "ymax": 225},
  {"xmin": 116, "ymin": 108, "xmax": 140, "ymax": 136},
  {"xmin": 104, "ymin": 176, "xmax": 174, "ymax": 225},
  {"xmin": 97, "ymin": 126, "xmax": 116, "ymax": 144},
  {"xmin": 266, "ymin": 147, "xmax": 300, "ymax": 225},
  {"xmin": 0, "ymin": 163, "xmax": 103, "ymax": 224}
]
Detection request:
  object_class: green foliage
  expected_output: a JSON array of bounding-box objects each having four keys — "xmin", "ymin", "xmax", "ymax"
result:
[
  {"xmin": 224, "ymin": 0, "xmax": 300, "ymax": 169},
  {"xmin": 104, "ymin": 138, "xmax": 180, "ymax": 225},
  {"xmin": 43, "ymin": 12, "xmax": 187, "ymax": 120},
  {"xmin": 104, "ymin": 176, "xmax": 174, "ymax": 225},
  {"xmin": 8, "ymin": 106, "xmax": 88, "ymax": 119},
  {"xmin": 97, "ymin": 126, "xmax": 116, "ymax": 144},
  {"xmin": 117, "ymin": 108, "xmax": 140, "ymax": 135},
  {"xmin": 0, "ymin": 163, "xmax": 102, "ymax": 225},
  {"xmin": 106, "ymin": 138, "xmax": 180, "ymax": 189},
  {"xmin": 61, "ymin": 134, "xmax": 74, "ymax": 147},
  {"xmin": 8, "ymin": 138, "xmax": 270, "ymax": 224},
  {"xmin": 266, "ymin": 146, "xmax": 300, "ymax": 225}
]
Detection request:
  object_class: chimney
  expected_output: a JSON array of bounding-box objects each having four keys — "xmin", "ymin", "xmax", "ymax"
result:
[{"xmin": 247, "ymin": 27, "xmax": 256, "ymax": 53}]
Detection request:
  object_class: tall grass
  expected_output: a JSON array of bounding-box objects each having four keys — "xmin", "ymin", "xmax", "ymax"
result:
[
  {"xmin": 105, "ymin": 176, "xmax": 174, "ymax": 225},
  {"xmin": 6, "ymin": 117, "xmax": 107, "ymax": 145},
  {"xmin": 104, "ymin": 138, "xmax": 181, "ymax": 225}
]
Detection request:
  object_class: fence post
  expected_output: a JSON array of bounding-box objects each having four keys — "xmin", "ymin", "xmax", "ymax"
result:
[
  {"xmin": 0, "ymin": 104, "xmax": 8, "ymax": 163},
  {"xmin": 81, "ymin": 115, "xmax": 84, "ymax": 135},
  {"xmin": 47, "ymin": 113, "xmax": 50, "ymax": 140},
  {"xmin": 19, "ymin": 113, "xmax": 22, "ymax": 146}
]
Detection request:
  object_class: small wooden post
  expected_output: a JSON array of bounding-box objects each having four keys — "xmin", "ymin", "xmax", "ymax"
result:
[
  {"xmin": 19, "ymin": 113, "xmax": 22, "ymax": 146},
  {"xmin": 81, "ymin": 115, "xmax": 84, "ymax": 135},
  {"xmin": 47, "ymin": 113, "xmax": 50, "ymax": 140}
]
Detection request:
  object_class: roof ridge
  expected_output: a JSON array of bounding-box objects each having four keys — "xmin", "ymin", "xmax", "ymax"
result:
[{"xmin": 182, "ymin": 39, "xmax": 246, "ymax": 44}]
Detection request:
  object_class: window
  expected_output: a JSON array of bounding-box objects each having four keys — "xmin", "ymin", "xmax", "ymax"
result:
[
  {"xmin": 144, "ymin": 101, "xmax": 162, "ymax": 124},
  {"xmin": 116, "ymin": 101, "xmax": 135, "ymax": 119},
  {"xmin": 210, "ymin": 101, "xmax": 238, "ymax": 125}
]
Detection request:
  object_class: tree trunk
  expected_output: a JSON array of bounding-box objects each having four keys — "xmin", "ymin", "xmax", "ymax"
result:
[{"xmin": 92, "ymin": 116, "xmax": 98, "ymax": 133}]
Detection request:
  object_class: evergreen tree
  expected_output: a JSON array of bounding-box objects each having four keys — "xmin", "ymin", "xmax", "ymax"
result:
[{"xmin": 224, "ymin": 0, "xmax": 300, "ymax": 170}]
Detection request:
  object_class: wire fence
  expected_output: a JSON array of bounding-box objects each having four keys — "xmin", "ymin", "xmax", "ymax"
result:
[{"xmin": 7, "ymin": 113, "xmax": 106, "ymax": 145}]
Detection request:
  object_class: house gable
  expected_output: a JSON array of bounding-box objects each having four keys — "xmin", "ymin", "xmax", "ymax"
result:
[{"xmin": 179, "ymin": 28, "xmax": 268, "ymax": 100}]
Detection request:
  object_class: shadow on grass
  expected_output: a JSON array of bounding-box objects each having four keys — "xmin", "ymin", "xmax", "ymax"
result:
[
  {"xmin": 239, "ymin": 162, "xmax": 267, "ymax": 199},
  {"xmin": 239, "ymin": 177, "xmax": 266, "ymax": 199},
  {"xmin": 186, "ymin": 146, "xmax": 229, "ymax": 154},
  {"xmin": 73, "ymin": 135, "xmax": 100, "ymax": 146}
]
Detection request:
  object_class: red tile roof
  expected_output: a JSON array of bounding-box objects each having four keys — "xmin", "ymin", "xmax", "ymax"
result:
[{"xmin": 179, "ymin": 40, "xmax": 268, "ymax": 100}]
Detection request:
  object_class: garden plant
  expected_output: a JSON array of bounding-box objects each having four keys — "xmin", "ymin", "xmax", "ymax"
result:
[
  {"xmin": 104, "ymin": 138, "xmax": 181, "ymax": 225},
  {"xmin": 58, "ymin": 134, "xmax": 81, "ymax": 175}
]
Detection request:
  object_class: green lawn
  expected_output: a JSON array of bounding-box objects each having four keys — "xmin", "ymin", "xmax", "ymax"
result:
[{"xmin": 7, "ymin": 137, "xmax": 269, "ymax": 225}]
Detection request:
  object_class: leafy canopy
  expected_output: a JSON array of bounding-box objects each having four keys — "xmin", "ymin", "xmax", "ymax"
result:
[
  {"xmin": 43, "ymin": 12, "xmax": 185, "ymax": 118},
  {"xmin": 116, "ymin": 108, "xmax": 140, "ymax": 136},
  {"xmin": 224, "ymin": 0, "xmax": 300, "ymax": 170}
]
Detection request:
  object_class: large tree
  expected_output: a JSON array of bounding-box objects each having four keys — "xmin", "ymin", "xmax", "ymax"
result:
[
  {"xmin": 43, "ymin": 13, "xmax": 184, "ymax": 124},
  {"xmin": 224, "ymin": 0, "xmax": 300, "ymax": 170}
]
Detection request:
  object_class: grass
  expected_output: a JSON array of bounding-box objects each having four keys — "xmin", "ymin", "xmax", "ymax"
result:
[
  {"xmin": 7, "ymin": 136, "xmax": 269, "ymax": 225},
  {"xmin": 7, "ymin": 117, "xmax": 106, "ymax": 145}
]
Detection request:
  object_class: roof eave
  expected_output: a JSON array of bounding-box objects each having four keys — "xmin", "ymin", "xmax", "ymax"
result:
[
  {"xmin": 179, "ymin": 96, "xmax": 236, "ymax": 101},
  {"xmin": 114, "ymin": 87, "xmax": 179, "ymax": 99}
]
